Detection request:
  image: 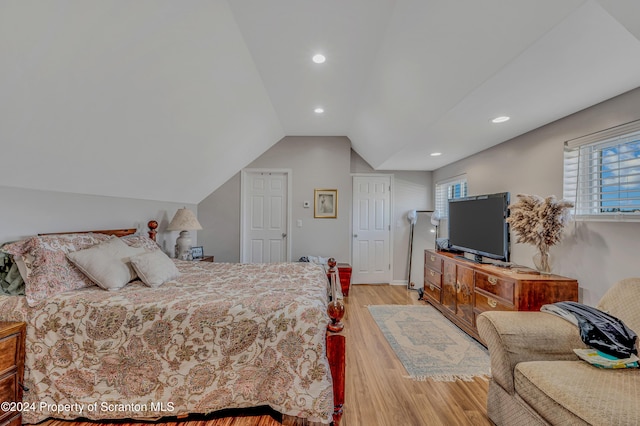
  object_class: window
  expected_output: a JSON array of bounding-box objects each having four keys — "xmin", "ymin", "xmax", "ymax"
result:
[
  {"xmin": 435, "ymin": 175, "xmax": 468, "ymax": 218},
  {"xmin": 563, "ymin": 120, "xmax": 640, "ymax": 220}
]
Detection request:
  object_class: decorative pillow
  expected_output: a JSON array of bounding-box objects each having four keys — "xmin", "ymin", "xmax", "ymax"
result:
[
  {"xmin": 129, "ymin": 250, "xmax": 179, "ymax": 288},
  {"xmin": 1, "ymin": 233, "xmax": 111, "ymax": 306},
  {"xmin": 12, "ymin": 253, "xmax": 33, "ymax": 283},
  {"xmin": 0, "ymin": 251, "xmax": 25, "ymax": 296},
  {"xmin": 121, "ymin": 234, "xmax": 160, "ymax": 251},
  {"xmin": 0, "ymin": 238, "xmax": 31, "ymax": 260},
  {"xmin": 67, "ymin": 237, "xmax": 146, "ymax": 291}
]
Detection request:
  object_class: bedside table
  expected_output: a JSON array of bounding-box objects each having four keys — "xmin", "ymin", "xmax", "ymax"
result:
[
  {"xmin": 337, "ymin": 263, "xmax": 352, "ymax": 296},
  {"xmin": 193, "ymin": 255, "xmax": 214, "ymax": 262},
  {"xmin": 0, "ymin": 321, "xmax": 26, "ymax": 426}
]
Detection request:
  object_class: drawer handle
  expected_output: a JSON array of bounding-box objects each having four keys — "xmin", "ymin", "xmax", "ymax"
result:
[
  {"xmin": 430, "ymin": 270, "xmax": 435, "ymax": 276},
  {"xmin": 429, "ymin": 284, "xmax": 435, "ymax": 291},
  {"xmin": 487, "ymin": 298, "xmax": 498, "ymax": 308},
  {"xmin": 488, "ymin": 276, "xmax": 498, "ymax": 285},
  {"xmin": 430, "ymin": 255, "xmax": 435, "ymax": 262}
]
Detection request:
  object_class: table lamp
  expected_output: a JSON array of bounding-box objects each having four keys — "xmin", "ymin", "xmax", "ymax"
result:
[{"xmin": 167, "ymin": 208, "xmax": 203, "ymax": 260}]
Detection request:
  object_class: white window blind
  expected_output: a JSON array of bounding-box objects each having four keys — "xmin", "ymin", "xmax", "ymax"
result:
[
  {"xmin": 435, "ymin": 175, "xmax": 468, "ymax": 218},
  {"xmin": 563, "ymin": 119, "xmax": 640, "ymax": 221}
]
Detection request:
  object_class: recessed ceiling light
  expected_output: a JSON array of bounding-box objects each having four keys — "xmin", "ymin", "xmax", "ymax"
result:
[
  {"xmin": 430, "ymin": 152, "xmax": 442, "ymax": 157},
  {"xmin": 312, "ymin": 54, "xmax": 326, "ymax": 64},
  {"xmin": 314, "ymin": 107, "xmax": 324, "ymax": 114},
  {"xmin": 491, "ymin": 116, "xmax": 510, "ymax": 123}
]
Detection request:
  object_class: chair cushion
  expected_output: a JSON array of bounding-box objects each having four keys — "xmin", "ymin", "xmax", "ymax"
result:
[
  {"xmin": 597, "ymin": 277, "xmax": 640, "ymax": 336},
  {"xmin": 515, "ymin": 360, "xmax": 640, "ymax": 426}
]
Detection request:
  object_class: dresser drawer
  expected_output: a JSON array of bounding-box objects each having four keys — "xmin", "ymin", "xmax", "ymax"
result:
[
  {"xmin": 0, "ymin": 334, "xmax": 18, "ymax": 376},
  {"xmin": 4, "ymin": 414, "xmax": 22, "ymax": 426},
  {"xmin": 0, "ymin": 322, "xmax": 25, "ymax": 424},
  {"xmin": 424, "ymin": 267, "xmax": 442, "ymax": 288},
  {"xmin": 475, "ymin": 273, "xmax": 514, "ymax": 303},
  {"xmin": 424, "ymin": 281, "xmax": 442, "ymax": 304},
  {"xmin": 424, "ymin": 251, "xmax": 442, "ymax": 273},
  {"xmin": 474, "ymin": 290, "xmax": 515, "ymax": 313},
  {"xmin": 0, "ymin": 374, "xmax": 17, "ymax": 416}
]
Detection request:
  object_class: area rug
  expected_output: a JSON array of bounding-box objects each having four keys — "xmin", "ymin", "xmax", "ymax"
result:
[{"xmin": 367, "ymin": 305, "xmax": 490, "ymax": 382}]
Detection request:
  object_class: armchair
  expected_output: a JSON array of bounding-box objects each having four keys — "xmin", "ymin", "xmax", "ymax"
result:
[{"xmin": 477, "ymin": 278, "xmax": 640, "ymax": 426}]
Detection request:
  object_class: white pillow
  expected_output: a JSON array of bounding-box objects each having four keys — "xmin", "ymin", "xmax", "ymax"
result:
[
  {"xmin": 67, "ymin": 237, "xmax": 146, "ymax": 290},
  {"xmin": 129, "ymin": 250, "xmax": 179, "ymax": 288}
]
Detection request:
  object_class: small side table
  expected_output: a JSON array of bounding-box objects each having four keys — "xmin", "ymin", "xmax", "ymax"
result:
[
  {"xmin": 0, "ymin": 321, "xmax": 26, "ymax": 426},
  {"xmin": 337, "ymin": 263, "xmax": 352, "ymax": 296},
  {"xmin": 194, "ymin": 256, "xmax": 214, "ymax": 263}
]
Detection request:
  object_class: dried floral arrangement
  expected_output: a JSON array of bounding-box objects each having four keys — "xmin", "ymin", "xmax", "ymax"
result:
[{"xmin": 506, "ymin": 194, "xmax": 573, "ymax": 272}]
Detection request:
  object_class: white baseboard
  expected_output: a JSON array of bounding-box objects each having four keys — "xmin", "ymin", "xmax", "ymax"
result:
[{"xmin": 390, "ymin": 280, "xmax": 407, "ymax": 286}]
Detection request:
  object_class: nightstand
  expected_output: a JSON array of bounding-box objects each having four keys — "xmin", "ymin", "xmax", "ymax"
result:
[
  {"xmin": 194, "ymin": 256, "xmax": 214, "ymax": 262},
  {"xmin": 337, "ymin": 263, "xmax": 352, "ymax": 296},
  {"xmin": 0, "ymin": 322, "xmax": 26, "ymax": 426}
]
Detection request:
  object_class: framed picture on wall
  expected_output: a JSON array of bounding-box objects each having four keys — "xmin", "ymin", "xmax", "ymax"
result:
[{"xmin": 314, "ymin": 189, "xmax": 338, "ymax": 218}]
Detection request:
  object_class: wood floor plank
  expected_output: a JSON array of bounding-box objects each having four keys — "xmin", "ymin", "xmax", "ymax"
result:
[
  {"xmin": 36, "ymin": 285, "xmax": 490, "ymax": 426},
  {"xmin": 342, "ymin": 285, "xmax": 491, "ymax": 426}
]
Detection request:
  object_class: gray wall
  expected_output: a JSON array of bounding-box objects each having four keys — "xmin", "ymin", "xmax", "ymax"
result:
[
  {"xmin": 392, "ymin": 172, "xmax": 434, "ymax": 285},
  {"xmin": 433, "ymin": 87, "xmax": 640, "ymax": 305},
  {"xmin": 198, "ymin": 139, "xmax": 433, "ymax": 284},
  {"xmin": 197, "ymin": 173, "xmax": 242, "ymax": 263},
  {"xmin": 199, "ymin": 136, "xmax": 352, "ymax": 263},
  {"xmin": 0, "ymin": 185, "xmax": 195, "ymax": 256}
]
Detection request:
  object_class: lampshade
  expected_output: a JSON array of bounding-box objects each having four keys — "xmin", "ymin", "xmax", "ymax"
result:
[
  {"xmin": 167, "ymin": 208, "xmax": 202, "ymax": 231},
  {"xmin": 407, "ymin": 209, "xmax": 417, "ymax": 225},
  {"xmin": 430, "ymin": 211, "xmax": 441, "ymax": 227}
]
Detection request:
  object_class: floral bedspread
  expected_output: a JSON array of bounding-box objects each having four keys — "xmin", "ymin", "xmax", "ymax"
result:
[{"xmin": 0, "ymin": 261, "xmax": 334, "ymax": 424}]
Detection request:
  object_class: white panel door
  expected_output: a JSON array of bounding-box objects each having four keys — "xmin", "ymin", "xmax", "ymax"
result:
[
  {"xmin": 352, "ymin": 175, "xmax": 391, "ymax": 284},
  {"xmin": 242, "ymin": 171, "xmax": 288, "ymax": 263}
]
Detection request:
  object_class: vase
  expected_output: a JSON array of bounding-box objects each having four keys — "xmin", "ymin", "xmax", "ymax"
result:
[{"xmin": 533, "ymin": 251, "xmax": 552, "ymax": 275}]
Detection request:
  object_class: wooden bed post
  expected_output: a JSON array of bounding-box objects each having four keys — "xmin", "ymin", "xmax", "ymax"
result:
[
  {"xmin": 326, "ymin": 259, "xmax": 345, "ymax": 426},
  {"xmin": 148, "ymin": 220, "xmax": 158, "ymax": 241},
  {"xmin": 326, "ymin": 333, "xmax": 345, "ymax": 425}
]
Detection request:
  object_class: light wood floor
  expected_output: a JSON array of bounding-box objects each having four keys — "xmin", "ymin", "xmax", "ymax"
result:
[{"xmin": 39, "ymin": 285, "xmax": 491, "ymax": 426}]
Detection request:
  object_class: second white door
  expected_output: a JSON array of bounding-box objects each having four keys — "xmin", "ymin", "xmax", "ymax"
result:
[{"xmin": 352, "ymin": 175, "xmax": 392, "ymax": 284}]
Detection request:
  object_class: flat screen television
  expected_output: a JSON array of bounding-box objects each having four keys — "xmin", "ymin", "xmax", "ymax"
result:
[{"xmin": 447, "ymin": 192, "xmax": 510, "ymax": 263}]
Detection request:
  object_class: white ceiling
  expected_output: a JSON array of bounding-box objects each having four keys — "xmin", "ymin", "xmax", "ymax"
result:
[{"xmin": 2, "ymin": 0, "xmax": 640, "ymax": 203}]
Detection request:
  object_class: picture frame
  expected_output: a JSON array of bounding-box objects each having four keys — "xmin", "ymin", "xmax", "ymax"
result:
[
  {"xmin": 191, "ymin": 246, "xmax": 204, "ymax": 259},
  {"xmin": 314, "ymin": 189, "xmax": 338, "ymax": 218}
]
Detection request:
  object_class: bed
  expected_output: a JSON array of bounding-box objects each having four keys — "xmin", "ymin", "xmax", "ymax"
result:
[{"xmin": 0, "ymin": 223, "xmax": 345, "ymax": 425}]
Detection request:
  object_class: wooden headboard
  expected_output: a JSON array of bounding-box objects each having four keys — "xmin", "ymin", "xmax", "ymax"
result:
[{"xmin": 39, "ymin": 221, "xmax": 158, "ymax": 240}]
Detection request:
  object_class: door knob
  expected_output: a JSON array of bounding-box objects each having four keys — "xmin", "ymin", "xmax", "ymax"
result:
[
  {"xmin": 353, "ymin": 234, "xmax": 358, "ymax": 238},
  {"xmin": 282, "ymin": 233, "xmax": 287, "ymax": 238}
]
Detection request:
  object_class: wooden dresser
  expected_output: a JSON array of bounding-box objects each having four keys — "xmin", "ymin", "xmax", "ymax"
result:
[
  {"xmin": 0, "ymin": 322, "xmax": 26, "ymax": 426},
  {"xmin": 424, "ymin": 250, "xmax": 578, "ymax": 342}
]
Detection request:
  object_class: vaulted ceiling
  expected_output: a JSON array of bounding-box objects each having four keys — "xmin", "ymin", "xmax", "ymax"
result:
[{"xmin": 2, "ymin": 0, "xmax": 640, "ymax": 203}]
